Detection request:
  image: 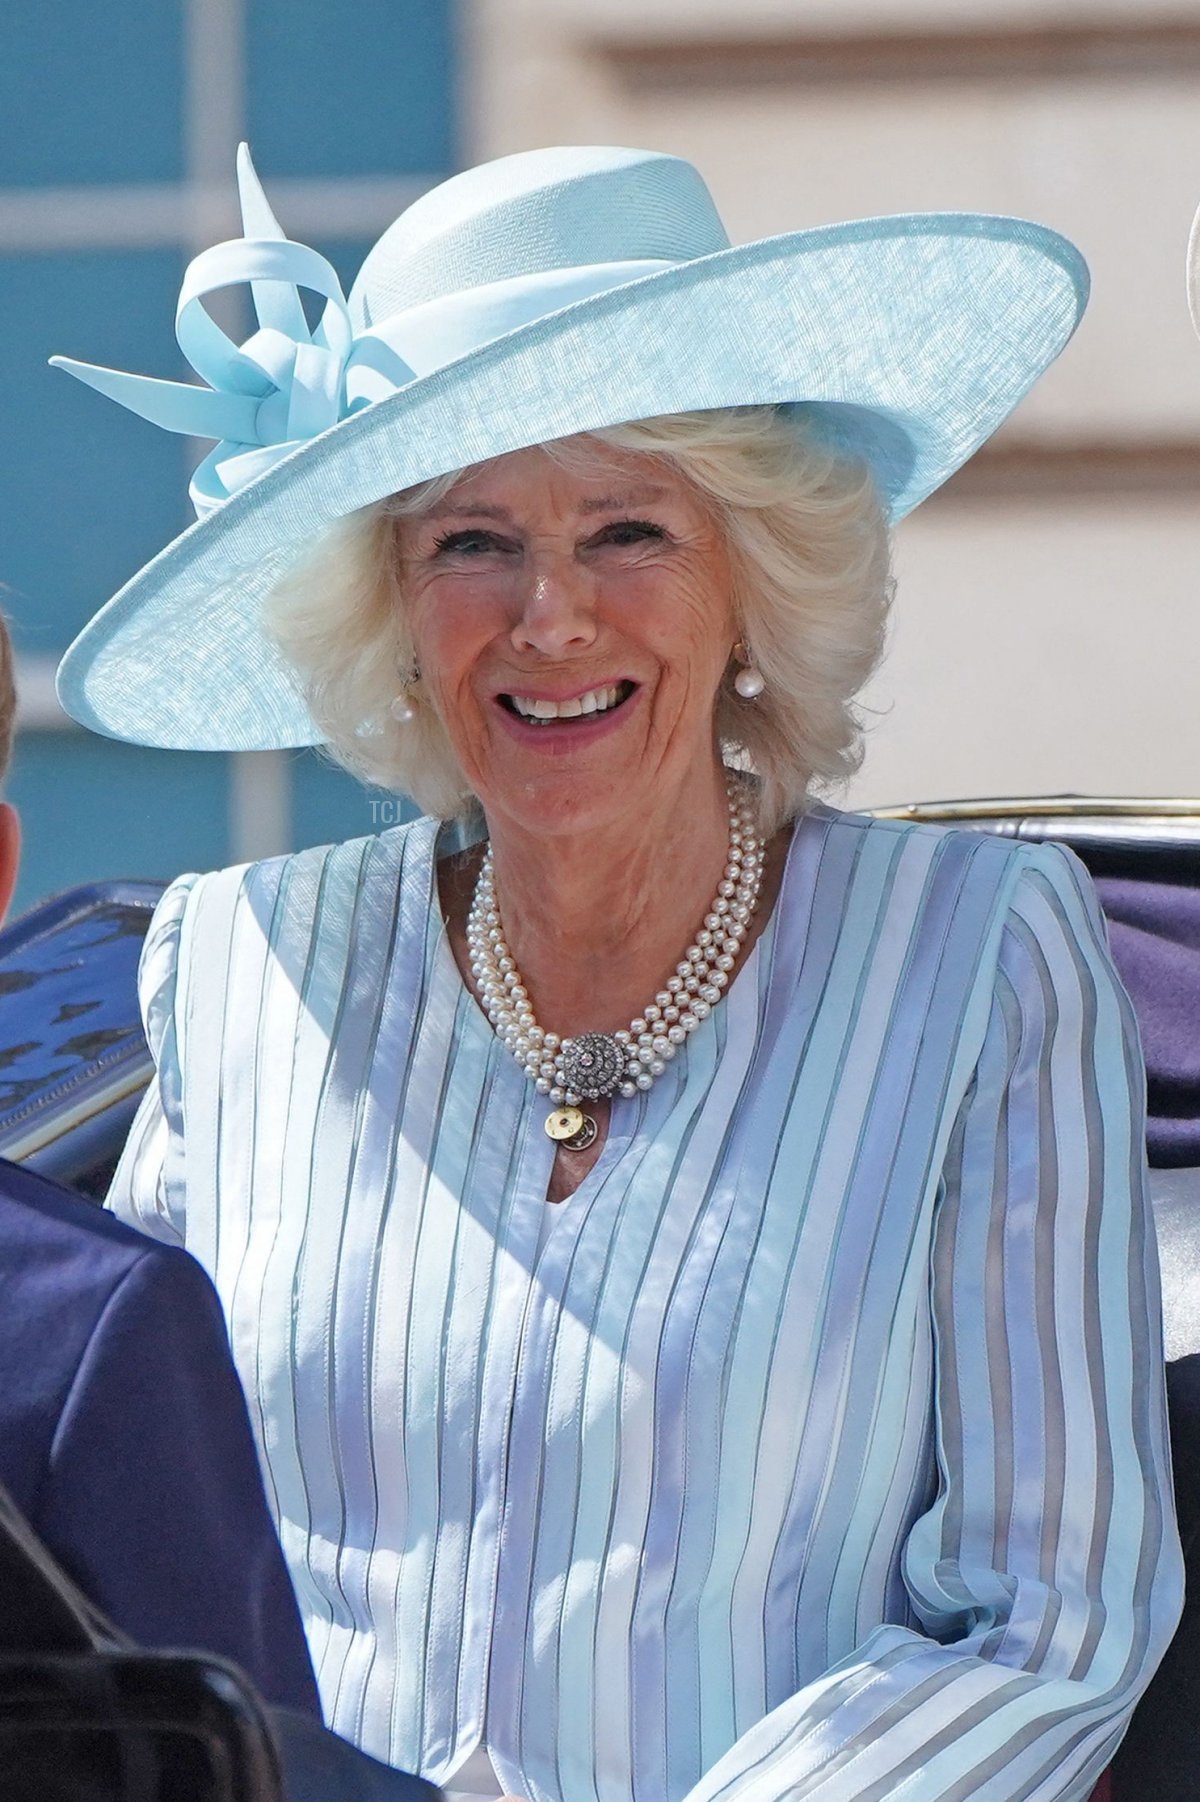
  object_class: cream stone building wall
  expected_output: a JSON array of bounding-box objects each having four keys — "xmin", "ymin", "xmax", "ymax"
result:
[{"xmin": 465, "ymin": 0, "xmax": 1200, "ymax": 806}]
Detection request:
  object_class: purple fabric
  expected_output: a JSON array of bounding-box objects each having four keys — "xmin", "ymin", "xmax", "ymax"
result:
[{"xmin": 1094, "ymin": 878, "xmax": 1200, "ymax": 1167}]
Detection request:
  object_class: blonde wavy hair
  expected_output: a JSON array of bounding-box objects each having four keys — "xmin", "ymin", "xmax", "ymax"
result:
[{"xmin": 264, "ymin": 406, "xmax": 892, "ymax": 835}]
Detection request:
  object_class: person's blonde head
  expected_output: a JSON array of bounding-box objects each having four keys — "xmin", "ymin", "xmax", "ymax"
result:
[{"xmin": 264, "ymin": 406, "xmax": 892, "ymax": 835}]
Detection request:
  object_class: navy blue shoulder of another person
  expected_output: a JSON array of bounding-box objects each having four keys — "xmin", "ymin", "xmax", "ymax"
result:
[{"xmin": 0, "ymin": 1158, "xmax": 320, "ymax": 1719}]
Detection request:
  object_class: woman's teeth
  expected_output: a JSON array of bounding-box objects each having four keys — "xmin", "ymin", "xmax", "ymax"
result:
[{"xmin": 509, "ymin": 683, "xmax": 627, "ymax": 722}]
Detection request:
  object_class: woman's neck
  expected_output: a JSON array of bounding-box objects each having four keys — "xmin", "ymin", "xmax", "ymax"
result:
[{"xmin": 481, "ymin": 764, "xmax": 734, "ymax": 1036}]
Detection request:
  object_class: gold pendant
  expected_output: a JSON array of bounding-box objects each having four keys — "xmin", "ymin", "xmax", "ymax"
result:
[{"xmin": 545, "ymin": 1106, "xmax": 599, "ymax": 1152}]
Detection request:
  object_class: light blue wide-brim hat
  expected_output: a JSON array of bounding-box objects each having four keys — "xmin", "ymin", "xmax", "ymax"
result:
[{"xmin": 53, "ymin": 143, "xmax": 1088, "ymax": 752}]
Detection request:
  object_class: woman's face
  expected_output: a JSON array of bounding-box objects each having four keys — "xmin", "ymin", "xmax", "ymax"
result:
[{"xmin": 398, "ymin": 440, "xmax": 736, "ymax": 840}]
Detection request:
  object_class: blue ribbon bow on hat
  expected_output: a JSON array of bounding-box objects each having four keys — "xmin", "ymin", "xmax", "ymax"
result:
[
  {"xmin": 52, "ymin": 147, "xmax": 360, "ymax": 517},
  {"xmin": 51, "ymin": 145, "xmax": 681, "ymax": 520}
]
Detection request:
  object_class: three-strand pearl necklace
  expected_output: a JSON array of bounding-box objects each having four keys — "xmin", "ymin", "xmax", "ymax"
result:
[{"xmin": 466, "ymin": 775, "xmax": 764, "ymax": 1151}]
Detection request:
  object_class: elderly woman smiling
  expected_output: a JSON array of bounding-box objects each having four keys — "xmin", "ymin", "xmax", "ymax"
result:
[
  {"xmin": 56, "ymin": 147, "xmax": 1180, "ymax": 1801},
  {"xmin": 264, "ymin": 407, "xmax": 885, "ymax": 1196}
]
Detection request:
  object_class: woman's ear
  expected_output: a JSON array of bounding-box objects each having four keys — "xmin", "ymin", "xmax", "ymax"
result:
[{"xmin": 0, "ymin": 803, "xmax": 23, "ymax": 925}]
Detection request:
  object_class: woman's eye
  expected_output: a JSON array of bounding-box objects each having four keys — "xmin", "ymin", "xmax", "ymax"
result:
[
  {"xmin": 431, "ymin": 529, "xmax": 509, "ymax": 557},
  {"xmin": 594, "ymin": 519, "xmax": 667, "ymax": 548}
]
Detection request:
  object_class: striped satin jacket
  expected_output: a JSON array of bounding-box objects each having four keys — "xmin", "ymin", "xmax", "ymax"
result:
[{"xmin": 108, "ymin": 804, "xmax": 1183, "ymax": 1802}]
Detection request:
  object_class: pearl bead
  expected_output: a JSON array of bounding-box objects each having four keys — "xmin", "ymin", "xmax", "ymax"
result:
[{"xmin": 466, "ymin": 773, "xmax": 762, "ymax": 1118}]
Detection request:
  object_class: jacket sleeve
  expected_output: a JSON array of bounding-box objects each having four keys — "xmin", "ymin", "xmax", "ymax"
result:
[
  {"xmin": 35, "ymin": 1232, "xmax": 322, "ymax": 1719},
  {"xmin": 683, "ymin": 844, "xmax": 1184, "ymax": 1802},
  {"xmin": 107, "ymin": 873, "xmax": 198, "ymax": 1244}
]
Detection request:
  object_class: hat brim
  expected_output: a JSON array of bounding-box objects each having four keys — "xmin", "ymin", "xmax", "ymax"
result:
[{"xmin": 57, "ymin": 211, "xmax": 1087, "ymax": 751}]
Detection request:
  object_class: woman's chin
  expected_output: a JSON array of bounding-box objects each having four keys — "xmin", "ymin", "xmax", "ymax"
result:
[
  {"xmin": 477, "ymin": 748, "xmax": 727, "ymax": 846},
  {"xmin": 477, "ymin": 708, "xmax": 656, "ymax": 838},
  {"xmin": 484, "ymin": 768, "xmax": 648, "ymax": 841}
]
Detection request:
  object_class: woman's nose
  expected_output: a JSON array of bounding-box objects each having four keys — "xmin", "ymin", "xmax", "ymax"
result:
[{"xmin": 509, "ymin": 552, "xmax": 598, "ymax": 659}]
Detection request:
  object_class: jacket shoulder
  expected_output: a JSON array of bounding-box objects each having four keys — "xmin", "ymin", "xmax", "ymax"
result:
[
  {"xmin": 816, "ymin": 804, "xmax": 1090, "ymax": 883},
  {"xmin": 150, "ymin": 813, "xmax": 439, "ymax": 971},
  {"xmin": 0, "ymin": 1157, "xmax": 178, "ymax": 1277},
  {"xmin": 0, "ymin": 1158, "xmax": 213, "ymax": 1516},
  {"xmin": 182, "ymin": 812, "xmax": 436, "ymax": 920}
]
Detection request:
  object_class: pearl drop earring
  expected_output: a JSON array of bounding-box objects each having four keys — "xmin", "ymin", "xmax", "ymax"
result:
[
  {"xmin": 732, "ymin": 641, "xmax": 765, "ymax": 700},
  {"xmin": 389, "ymin": 665, "xmax": 420, "ymax": 723}
]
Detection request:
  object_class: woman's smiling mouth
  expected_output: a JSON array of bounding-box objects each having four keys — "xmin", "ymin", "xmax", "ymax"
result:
[{"xmin": 498, "ymin": 679, "xmax": 637, "ymax": 725}]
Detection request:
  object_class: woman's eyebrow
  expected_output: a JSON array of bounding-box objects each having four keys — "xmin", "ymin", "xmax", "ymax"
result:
[
  {"xmin": 577, "ymin": 487, "xmax": 669, "ymax": 514},
  {"xmin": 421, "ymin": 501, "xmax": 513, "ymax": 523},
  {"xmin": 420, "ymin": 485, "xmax": 670, "ymax": 524}
]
